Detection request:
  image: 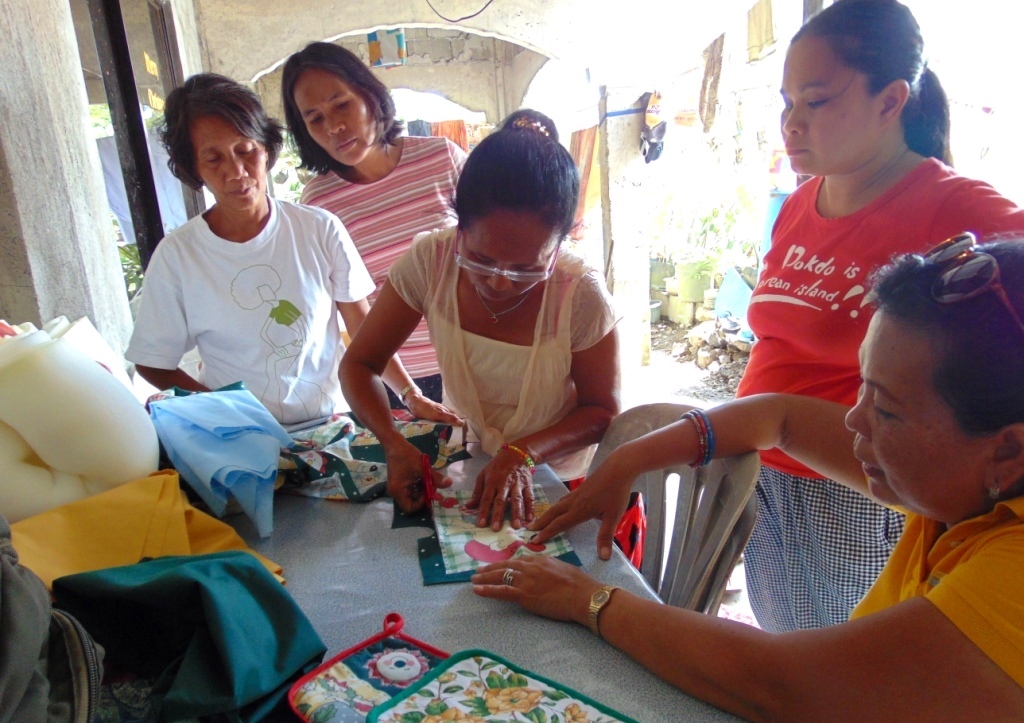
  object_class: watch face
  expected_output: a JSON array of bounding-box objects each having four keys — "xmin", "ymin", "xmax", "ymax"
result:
[{"xmin": 593, "ymin": 589, "xmax": 610, "ymax": 605}]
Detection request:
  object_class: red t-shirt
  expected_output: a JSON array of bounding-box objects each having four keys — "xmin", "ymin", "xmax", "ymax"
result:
[{"xmin": 737, "ymin": 158, "xmax": 1024, "ymax": 477}]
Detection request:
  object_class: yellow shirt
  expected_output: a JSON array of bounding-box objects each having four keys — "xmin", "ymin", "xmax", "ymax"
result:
[{"xmin": 852, "ymin": 496, "xmax": 1024, "ymax": 687}]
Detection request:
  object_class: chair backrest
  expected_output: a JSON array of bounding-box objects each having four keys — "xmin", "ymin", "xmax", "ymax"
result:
[{"xmin": 589, "ymin": 403, "xmax": 760, "ymax": 615}]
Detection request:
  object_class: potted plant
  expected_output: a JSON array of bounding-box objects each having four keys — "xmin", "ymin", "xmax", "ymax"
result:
[{"xmin": 671, "ymin": 205, "xmax": 737, "ymax": 302}]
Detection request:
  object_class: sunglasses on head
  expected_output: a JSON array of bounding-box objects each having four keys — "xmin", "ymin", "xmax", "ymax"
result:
[
  {"xmin": 924, "ymin": 232, "xmax": 1024, "ymax": 336},
  {"xmin": 453, "ymin": 231, "xmax": 558, "ymax": 283}
]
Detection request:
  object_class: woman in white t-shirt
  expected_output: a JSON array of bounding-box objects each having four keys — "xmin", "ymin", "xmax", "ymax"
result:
[
  {"xmin": 126, "ymin": 73, "xmax": 456, "ymax": 429},
  {"xmin": 341, "ymin": 110, "xmax": 621, "ymax": 528}
]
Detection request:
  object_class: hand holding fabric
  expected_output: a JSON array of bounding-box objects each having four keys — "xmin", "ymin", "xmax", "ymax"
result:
[
  {"xmin": 471, "ymin": 556, "xmax": 601, "ymax": 625},
  {"xmin": 530, "ymin": 452, "xmax": 635, "ymax": 560},
  {"xmin": 466, "ymin": 446, "xmax": 536, "ymax": 531},
  {"xmin": 385, "ymin": 436, "xmax": 451, "ymax": 513}
]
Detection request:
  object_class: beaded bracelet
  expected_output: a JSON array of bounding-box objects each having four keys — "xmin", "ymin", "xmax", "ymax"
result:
[
  {"xmin": 680, "ymin": 409, "xmax": 715, "ymax": 467},
  {"xmin": 399, "ymin": 384, "xmax": 420, "ymax": 403},
  {"xmin": 500, "ymin": 443, "xmax": 536, "ymax": 474}
]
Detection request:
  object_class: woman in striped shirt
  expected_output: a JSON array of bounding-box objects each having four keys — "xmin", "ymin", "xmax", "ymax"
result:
[{"xmin": 282, "ymin": 42, "xmax": 466, "ymax": 416}]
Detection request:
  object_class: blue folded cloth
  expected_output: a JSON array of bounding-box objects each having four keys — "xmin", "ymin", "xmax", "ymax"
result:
[{"xmin": 148, "ymin": 389, "xmax": 292, "ymax": 537}]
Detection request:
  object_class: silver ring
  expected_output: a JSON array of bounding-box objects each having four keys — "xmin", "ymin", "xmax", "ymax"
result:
[{"xmin": 502, "ymin": 568, "xmax": 515, "ymax": 587}]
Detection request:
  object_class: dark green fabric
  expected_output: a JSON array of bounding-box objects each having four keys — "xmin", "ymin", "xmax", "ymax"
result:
[{"xmin": 52, "ymin": 551, "xmax": 326, "ymax": 722}]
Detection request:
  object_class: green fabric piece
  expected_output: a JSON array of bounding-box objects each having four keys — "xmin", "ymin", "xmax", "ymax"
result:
[
  {"xmin": 391, "ymin": 498, "xmax": 433, "ymax": 529},
  {"xmin": 52, "ymin": 551, "xmax": 326, "ymax": 722}
]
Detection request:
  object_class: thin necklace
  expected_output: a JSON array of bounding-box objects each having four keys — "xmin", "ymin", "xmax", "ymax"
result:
[{"xmin": 475, "ymin": 286, "xmax": 532, "ymax": 323}]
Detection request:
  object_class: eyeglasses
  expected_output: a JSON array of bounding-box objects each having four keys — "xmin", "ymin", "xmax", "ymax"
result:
[
  {"xmin": 924, "ymin": 232, "xmax": 1024, "ymax": 336},
  {"xmin": 453, "ymin": 231, "xmax": 559, "ymax": 283}
]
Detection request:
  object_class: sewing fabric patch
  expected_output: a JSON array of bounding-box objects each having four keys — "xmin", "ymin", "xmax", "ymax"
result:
[
  {"xmin": 432, "ymin": 487, "xmax": 576, "ymax": 575},
  {"xmin": 280, "ymin": 414, "xmax": 470, "ymax": 501}
]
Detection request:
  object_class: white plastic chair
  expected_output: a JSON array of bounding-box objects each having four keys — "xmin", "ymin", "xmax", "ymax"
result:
[{"xmin": 588, "ymin": 403, "xmax": 760, "ymax": 615}]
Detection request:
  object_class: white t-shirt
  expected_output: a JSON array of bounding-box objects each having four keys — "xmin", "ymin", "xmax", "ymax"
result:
[
  {"xmin": 126, "ymin": 197, "xmax": 374, "ymax": 426},
  {"xmin": 389, "ymin": 227, "xmax": 619, "ymax": 479}
]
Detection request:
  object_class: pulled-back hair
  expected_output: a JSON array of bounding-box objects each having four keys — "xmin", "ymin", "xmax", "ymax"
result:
[
  {"xmin": 281, "ymin": 42, "xmax": 402, "ymax": 175},
  {"xmin": 454, "ymin": 109, "xmax": 579, "ymax": 239},
  {"xmin": 160, "ymin": 73, "xmax": 284, "ymax": 190},
  {"xmin": 870, "ymin": 241, "xmax": 1024, "ymax": 434},
  {"xmin": 795, "ymin": 0, "xmax": 951, "ymax": 164}
]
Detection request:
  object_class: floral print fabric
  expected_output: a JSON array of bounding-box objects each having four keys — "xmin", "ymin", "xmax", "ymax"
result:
[
  {"xmin": 368, "ymin": 650, "xmax": 636, "ymax": 723},
  {"xmin": 292, "ymin": 636, "xmax": 447, "ymax": 723}
]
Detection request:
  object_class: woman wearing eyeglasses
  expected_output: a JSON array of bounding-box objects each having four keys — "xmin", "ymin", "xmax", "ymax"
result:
[
  {"xmin": 340, "ymin": 109, "xmax": 620, "ymax": 527},
  {"xmin": 733, "ymin": 0, "xmax": 1024, "ymax": 633},
  {"xmin": 475, "ymin": 237, "xmax": 1024, "ymax": 720}
]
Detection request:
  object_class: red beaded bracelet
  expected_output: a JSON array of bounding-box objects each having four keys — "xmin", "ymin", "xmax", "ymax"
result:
[{"xmin": 500, "ymin": 443, "xmax": 536, "ymax": 473}]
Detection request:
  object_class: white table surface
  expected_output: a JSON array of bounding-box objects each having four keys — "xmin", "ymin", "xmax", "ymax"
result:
[{"xmin": 231, "ymin": 445, "xmax": 740, "ymax": 722}]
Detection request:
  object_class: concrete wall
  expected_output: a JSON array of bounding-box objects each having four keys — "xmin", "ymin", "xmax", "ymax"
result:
[
  {"xmin": 599, "ymin": 87, "xmax": 655, "ymax": 371},
  {"xmin": 168, "ymin": 0, "xmax": 205, "ymax": 79},
  {"xmin": 193, "ymin": 0, "xmax": 748, "ymax": 86},
  {"xmin": 0, "ymin": 0, "xmax": 132, "ymax": 350},
  {"xmin": 256, "ymin": 29, "xmax": 545, "ymax": 125}
]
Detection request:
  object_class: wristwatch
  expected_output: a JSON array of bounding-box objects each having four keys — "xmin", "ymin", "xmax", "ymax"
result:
[{"xmin": 587, "ymin": 585, "xmax": 618, "ymax": 637}]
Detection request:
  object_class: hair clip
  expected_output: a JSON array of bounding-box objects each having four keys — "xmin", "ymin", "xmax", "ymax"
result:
[{"xmin": 511, "ymin": 116, "xmax": 550, "ymax": 138}]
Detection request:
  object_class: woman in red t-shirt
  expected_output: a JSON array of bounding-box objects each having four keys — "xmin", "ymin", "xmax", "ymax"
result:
[{"xmin": 734, "ymin": 0, "xmax": 1024, "ymax": 632}]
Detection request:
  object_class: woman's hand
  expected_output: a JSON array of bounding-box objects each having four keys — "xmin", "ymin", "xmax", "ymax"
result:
[
  {"xmin": 466, "ymin": 447, "xmax": 536, "ymax": 530},
  {"xmin": 472, "ymin": 556, "xmax": 603, "ymax": 625},
  {"xmin": 529, "ymin": 452, "xmax": 636, "ymax": 560},
  {"xmin": 385, "ymin": 437, "xmax": 452, "ymax": 514},
  {"xmin": 404, "ymin": 392, "xmax": 464, "ymax": 427}
]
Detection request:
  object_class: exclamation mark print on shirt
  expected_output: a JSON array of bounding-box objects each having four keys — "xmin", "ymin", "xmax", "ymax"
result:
[{"xmin": 832, "ymin": 285, "xmax": 872, "ymax": 318}]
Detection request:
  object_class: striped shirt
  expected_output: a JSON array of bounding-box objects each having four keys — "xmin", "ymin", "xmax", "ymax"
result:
[{"xmin": 301, "ymin": 136, "xmax": 466, "ymax": 378}]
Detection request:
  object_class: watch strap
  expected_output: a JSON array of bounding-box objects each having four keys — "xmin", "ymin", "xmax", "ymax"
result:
[{"xmin": 587, "ymin": 585, "xmax": 618, "ymax": 637}]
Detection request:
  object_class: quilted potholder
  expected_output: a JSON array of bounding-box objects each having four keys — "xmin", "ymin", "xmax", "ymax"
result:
[
  {"xmin": 289, "ymin": 613, "xmax": 449, "ymax": 723},
  {"xmin": 367, "ymin": 649, "xmax": 638, "ymax": 722}
]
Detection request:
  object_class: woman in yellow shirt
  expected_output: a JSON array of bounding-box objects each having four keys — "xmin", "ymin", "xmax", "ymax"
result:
[{"xmin": 473, "ymin": 236, "xmax": 1024, "ymax": 721}]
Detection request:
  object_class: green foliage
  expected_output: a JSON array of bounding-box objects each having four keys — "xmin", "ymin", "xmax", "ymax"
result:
[
  {"xmin": 89, "ymin": 104, "xmax": 114, "ymax": 140},
  {"xmin": 118, "ymin": 243, "xmax": 144, "ymax": 301},
  {"xmin": 271, "ymin": 142, "xmax": 312, "ymax": 204}
]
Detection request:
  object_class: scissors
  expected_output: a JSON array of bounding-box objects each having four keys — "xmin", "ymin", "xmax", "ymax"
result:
[{"xmin": 418, "ymin": 453, "xmax": 458, "ymax": 511}]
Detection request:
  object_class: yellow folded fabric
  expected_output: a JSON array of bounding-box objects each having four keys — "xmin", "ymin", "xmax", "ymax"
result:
[{"xmin": 10, "ymin": 470, "xmax": 282, "ymax": 588}]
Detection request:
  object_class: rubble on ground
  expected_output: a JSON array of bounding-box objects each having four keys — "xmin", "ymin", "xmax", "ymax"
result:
[{"xmin": 651, "ymin": 317, "xmax": 751, "ymax": 400}]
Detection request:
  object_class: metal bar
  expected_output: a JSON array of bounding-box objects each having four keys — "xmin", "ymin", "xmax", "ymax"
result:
[{"xmin": 87, "ymin": 0, "xmax": 164, "ymax": 269}]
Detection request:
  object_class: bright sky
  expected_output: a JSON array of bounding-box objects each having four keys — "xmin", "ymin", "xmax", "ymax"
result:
[
  {"xmin": 906, "ymin": 0, "xmax": 1020, "ymax": 108},
  {"xmin": 901, "ymin": 0, "xmax": 1024, "ymax": 202}
]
